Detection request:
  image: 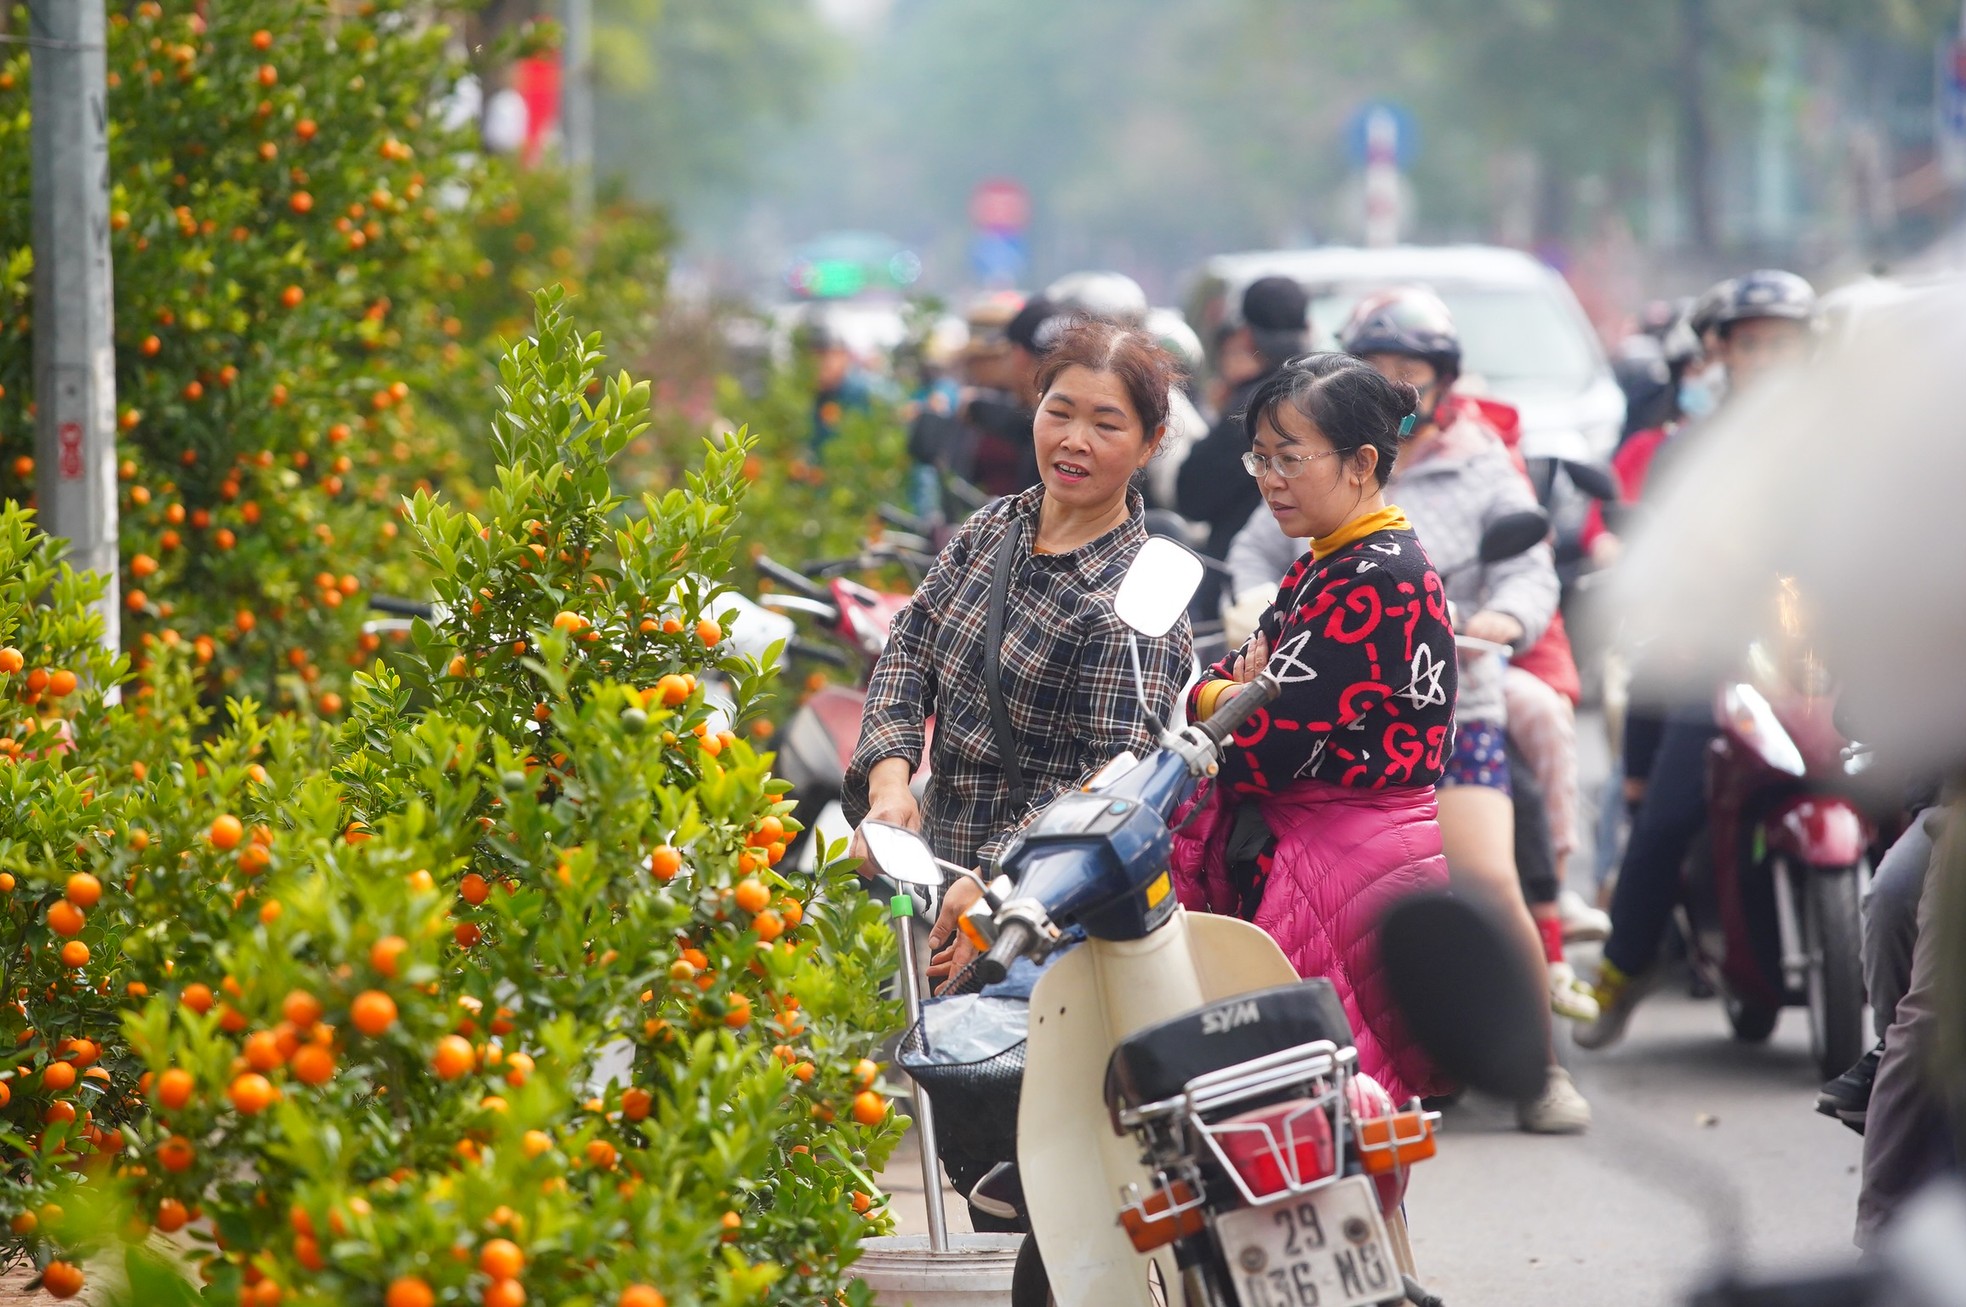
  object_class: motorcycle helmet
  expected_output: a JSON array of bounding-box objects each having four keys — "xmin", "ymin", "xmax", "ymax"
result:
[
  {"xmin": 1145, "ymin": 307, "xmax": 1205, "ymax": 378},
  {"xmin": 1043, "ymin": 270, "xmax": 1149, "ymax": 322},
  {"xmin": 1661, "ymin": 304, "xmax": 1705, "ymax": 369},
  {"xmin": 1686, "ymin": 278, "xmax": 1736, "ymax": 346},
  {"xmin": 1708, "ymin": 269, "xmax": 1816, "ymax": 337},
  {"xmin": 1336, "ymin": 286, "xmax": 1463, "ymax": 382}
]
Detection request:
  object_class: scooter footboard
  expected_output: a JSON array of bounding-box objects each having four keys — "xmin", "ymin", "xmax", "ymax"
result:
[{"xmin": 1017, "ymin": 911, "xmax": 1301, "ymax": 1307}]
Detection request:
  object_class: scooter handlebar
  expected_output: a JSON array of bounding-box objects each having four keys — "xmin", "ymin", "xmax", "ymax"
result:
[
  {"xmin": 754, "ymin": 555, "xmax": 830, "ymax": 602},
  {"xmin": 973, "ymin": 918, "xmax": 1035, "ymax": 986},
  {"xmin": 1199, "ymin": 672, "xmax": 1281, "ymax": 748},
  {"xmin": 787, "ymin": 637, "xmax": 853, "ymax": 668},
  {"xmin": 368, "ymin": 595, "xmax": 435, "ymax": 619}
]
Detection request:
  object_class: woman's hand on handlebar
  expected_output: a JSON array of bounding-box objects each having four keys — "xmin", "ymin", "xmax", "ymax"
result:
[
  {"xmin": 927, "ymin": 874, "xmax": 985, "ymax": 993},
  {"xmin": 1230, "ymin": 630, "xmax": 1270, "ymax": 684},
  {"xmin": 1461, "ymin": 610, "xmax": 1525, "ymax": 648},
  {"xmin": 849, "ymin": 758, "xmax": 920, "ymax": 877}
]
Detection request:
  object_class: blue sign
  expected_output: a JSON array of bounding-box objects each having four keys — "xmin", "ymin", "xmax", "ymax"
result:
[
  {"xmin": 1941, "ymin": 39, "xmax": 1966, "ymax": 182},
  {"xmin": 1344, "ymin": 100, "xmax": 1418, "ymax": 169},
  {"xmin": 969, "ymin": 231, "xmax": 1028, "ymax": 287},
  {"xmin": 1944, "ymin": 40, "xmax": 1966, "ymax": 134}
]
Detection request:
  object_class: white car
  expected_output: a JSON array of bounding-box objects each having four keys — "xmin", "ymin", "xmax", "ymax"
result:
[{"xmin": 1184, "ymin": 244, "xmax": 1625, "ymax": 461}]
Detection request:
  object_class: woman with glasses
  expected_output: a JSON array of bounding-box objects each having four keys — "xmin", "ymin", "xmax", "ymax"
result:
[
  {"xmin": 1339, "ymin": 287, "xmax": 1589, "ymax": 1134},
  {"xmin": 1168, "ymin": 352, "xmax": 1458, "ymax": 1105}
]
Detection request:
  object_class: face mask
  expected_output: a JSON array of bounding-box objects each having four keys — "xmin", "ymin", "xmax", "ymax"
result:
[{"xmin": 1678, "ymin": 365, "xmax": 1726, "ymax": 420}]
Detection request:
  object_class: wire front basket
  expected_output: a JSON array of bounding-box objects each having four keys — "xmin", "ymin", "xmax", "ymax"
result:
[{"xmin": 895, "ymin": 1012, "xmax": 1026, "ymax": 1198}]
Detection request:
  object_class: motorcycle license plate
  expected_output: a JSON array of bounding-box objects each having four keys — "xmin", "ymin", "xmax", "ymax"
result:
[{"xmin": 1215, "ymin": 1175, "xmax": 1402, "ymax": 1307}]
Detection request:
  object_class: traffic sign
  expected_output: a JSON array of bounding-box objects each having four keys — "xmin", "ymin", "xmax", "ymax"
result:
[
  {"xmin": 1940, "ymin": 38, "xmax": 1966, "ymax": 183},
  {"xmin": 1344, "ymin": 100, "xmax": 1417, "ymax": 170},
  {"xmin": 969, "ymin": 178, "xmax": 1031, "ymax": 234},
  {"xmin": 969, "ymin": 232, "xmax": 1027, "ymax": 287}
]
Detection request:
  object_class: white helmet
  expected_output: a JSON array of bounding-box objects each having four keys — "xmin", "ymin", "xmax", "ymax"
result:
[
  {"xmin": 1145, "ymin": 307, "xmax": 1205, "ymax": 376},
  {"xmin": 1043, "ymin": 270, "xmax": 1149, "ymax": 322}
]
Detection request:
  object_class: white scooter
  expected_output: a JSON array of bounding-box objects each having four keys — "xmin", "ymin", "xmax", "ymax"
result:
[{"xmin": 862, "ymin": 539, "xmax": 1449, "ymax": 1307}]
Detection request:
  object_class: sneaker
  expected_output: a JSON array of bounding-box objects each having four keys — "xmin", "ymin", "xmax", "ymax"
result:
[
  {"xmin": 1816, "ymin": 1042, "xmax": 1882, "ymax": 1136},
  {"xmin": 1573, "ymin": 959, "xmax": 1657, "ymax": 1051},
  {"xmin": 1549, "ymin": 961, "xmax": 1601, "ymax": 1022},
  {"xmin": 1558, "ymin": 889, "xmax": 1611, "ymax": 944},
  {"xmin": 1517, "ymin": 1065, "xmax": 1591, "ymax": 1134}
]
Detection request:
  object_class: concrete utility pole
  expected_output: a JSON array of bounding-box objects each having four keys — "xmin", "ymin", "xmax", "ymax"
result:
[
  {"xmin": 563, "ymin": 0, "xmax": 594, "ymax": 238},
  {"xmin": 28, "ymin": 0, "xmax": 119, "ymax": 651}
]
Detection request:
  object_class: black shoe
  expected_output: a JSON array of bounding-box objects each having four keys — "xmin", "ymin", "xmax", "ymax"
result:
[
  {"xmin": 970, "ymin": 1161, "xmax": 1025, "ymax": 1222},
  {"xmin": 1816, "ymin": 1042, "xmax": 1882, "ymax": 1135}
]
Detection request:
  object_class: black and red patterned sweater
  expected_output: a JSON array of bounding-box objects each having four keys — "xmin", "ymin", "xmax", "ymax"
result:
[{"xmin": 1188, "ymin": 509, "xmax": 1458, "ymax": 795}]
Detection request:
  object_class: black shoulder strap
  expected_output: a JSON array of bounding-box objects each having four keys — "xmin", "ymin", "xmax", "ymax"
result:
[{"xmin": 983, "ymin": 518, "xmax": 1029, "ymax": 814}]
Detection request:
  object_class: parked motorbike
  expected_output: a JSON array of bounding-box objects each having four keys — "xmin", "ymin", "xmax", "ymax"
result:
[
  {"xmin": 863, "ymin": 537, "xmax": 1447, "ymax": 1307},
  {"xmin": 1669, "ymin": 612, "xmax": 1875, "ymax": 1080},
  {"xmin": 753, "ymin": 550, "xmax": 926, "ymax": 869}
]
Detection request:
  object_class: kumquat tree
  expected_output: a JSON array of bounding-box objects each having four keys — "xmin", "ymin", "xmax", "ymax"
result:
[
  {"xmin": 0, "ymin": 0, "xmax": 484, "ymax": 713},
  {"xmin": 0, "ymin": 293, "xmax": 907, "ymax": 1305}
]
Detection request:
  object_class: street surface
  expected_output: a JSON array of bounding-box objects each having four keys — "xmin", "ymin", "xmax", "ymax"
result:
[{"xmin": 1407, "ymin": 971, "xmax": 1865, "ymax": 1306}]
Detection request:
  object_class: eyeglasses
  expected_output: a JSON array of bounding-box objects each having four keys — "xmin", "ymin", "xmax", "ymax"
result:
[{"xmin": 1241, "ymin": 449, "xmax": 1340, "ymax": 480}]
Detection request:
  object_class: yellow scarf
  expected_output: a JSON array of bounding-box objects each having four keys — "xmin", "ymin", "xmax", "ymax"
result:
[{"xmin": 1311, "ymin": 504, "xmax": 1410, "ymax": 560}]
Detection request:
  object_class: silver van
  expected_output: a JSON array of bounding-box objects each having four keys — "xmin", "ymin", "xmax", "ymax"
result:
[{"xmin": 1184, "ymin": 244, "xmax": 1625, "ymax": 461}]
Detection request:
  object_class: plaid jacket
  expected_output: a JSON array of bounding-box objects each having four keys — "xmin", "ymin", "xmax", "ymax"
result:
[{"xmin": 843, "ymin": 485, "xmax": 1192, "ymax": 870}]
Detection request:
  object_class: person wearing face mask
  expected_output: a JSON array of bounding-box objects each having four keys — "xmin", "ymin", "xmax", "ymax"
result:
[
  {"xmin": 1578, "ymin": 269, "xmax": 1819, "ymax": 1050},
  {"xmin": 1167, "ymin": 353, "xmax": 1458, "ymax": 1105},
  {"xmin": 1579, "ymin": 279, "xmax": 1735, "ymax": 569}
]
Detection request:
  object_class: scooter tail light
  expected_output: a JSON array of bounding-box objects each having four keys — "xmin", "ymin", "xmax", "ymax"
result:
[
  {"xmin": 1118, "ymin": 1178, "xmax": 1205, "ymax": 1252},
  {"xmin": 1354, "ymin": 1110, "xmax": 1437, "ymax": 1175},
  {"xmin": 1211, "ymin": 1099, "xmax": 1336, "ymax": 1198}
]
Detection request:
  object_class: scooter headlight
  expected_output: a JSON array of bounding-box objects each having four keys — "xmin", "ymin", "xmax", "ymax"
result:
[{"xmin": 1721, "ymin": 682, "xmax": 1806, "ymax": 777}]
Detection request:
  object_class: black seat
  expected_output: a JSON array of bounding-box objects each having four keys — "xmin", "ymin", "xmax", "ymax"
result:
[{"xmin": 1104, "ymin": 981, "xmax": 1354, "ymax": 1116}]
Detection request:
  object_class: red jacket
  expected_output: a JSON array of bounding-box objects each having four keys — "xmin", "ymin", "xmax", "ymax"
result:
[
  {"xmin": 1580, "ymin": 425, "xmax": 1671, "ymax": 556},
  {"xmin": 1452, "ymin": 396, "xmax": 1583, "ymax": 706},
  {"xmin": 1170, "ymin": 778, "xmax": 1454, "ymax": 1104}
]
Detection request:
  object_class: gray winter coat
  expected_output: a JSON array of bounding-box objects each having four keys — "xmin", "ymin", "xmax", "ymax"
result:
[{"xmin": 1385, "ymin": 416, "xmax": 1557, "ymax": 725}]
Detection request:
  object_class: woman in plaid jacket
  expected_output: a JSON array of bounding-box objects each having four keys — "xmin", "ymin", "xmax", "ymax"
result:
[{"xmin": 843, "ymin": 317, "xmax": 1194, "ymax": 984}]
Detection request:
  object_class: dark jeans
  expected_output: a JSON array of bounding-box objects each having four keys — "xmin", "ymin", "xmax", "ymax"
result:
[{"xmin": 1604, "ymin": 706, "xmax": 1719, "ymax": 978}]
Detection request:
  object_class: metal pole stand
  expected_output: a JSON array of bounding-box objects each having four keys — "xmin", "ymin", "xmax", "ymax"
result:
[{"xmin": 891, "ymin": 889, "xmax": 950, "ymax": 1252}]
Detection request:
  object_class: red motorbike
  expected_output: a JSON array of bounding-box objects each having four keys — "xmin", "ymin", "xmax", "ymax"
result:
[
  {"xmin": 1677, "ymin": 636, "xmax": 1877, "ymax": 1079},
  {"xmin": 754, "ymin": 548, "xmax": 929, "ymax": 870}
]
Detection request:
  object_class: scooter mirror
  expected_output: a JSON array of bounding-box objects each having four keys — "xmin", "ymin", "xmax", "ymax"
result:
[
  {"xmin": 1378, "ymin": 892, "xmax": 1549, "ymax": 1103},
  {"xmin": 1114, "ymin": 536, "xmax": 1205, "ymax": 638},
  {"xmin": 857, "ymin": 821, "xmax": 945, "ymax": 887},
  {"xmin": 1477, "ymin": 509, "xmax": 1552, "ymax": 565}
]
